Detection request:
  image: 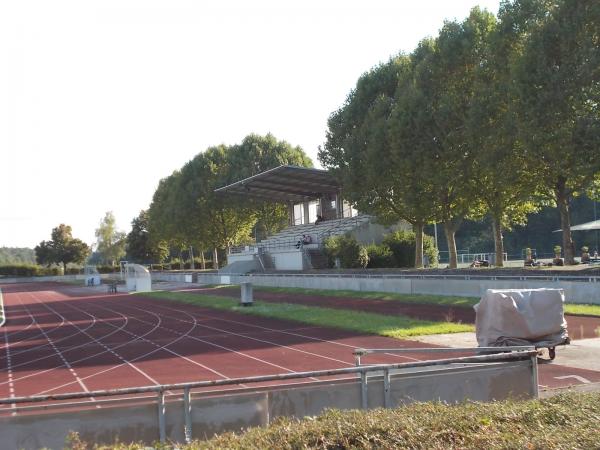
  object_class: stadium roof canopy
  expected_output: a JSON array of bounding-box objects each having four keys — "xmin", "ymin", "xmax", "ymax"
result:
[
  {"xmin": 214, "ymin": 165, "xmax": 340, "ymax": 203},
  {"xmin": 553, "ymin": 219, "xmax": 600, "ymax": 232}
]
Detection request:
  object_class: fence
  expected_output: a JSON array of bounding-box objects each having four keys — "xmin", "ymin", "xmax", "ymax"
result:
[{"xmin": 0, "ymin": 351, "xmax": 537, "ymax": 448}]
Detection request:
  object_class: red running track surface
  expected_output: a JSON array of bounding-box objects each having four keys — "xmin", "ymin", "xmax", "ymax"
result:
[{"xmin": 1, "ymin": 282, "xmax": 599, "ymax": 415}]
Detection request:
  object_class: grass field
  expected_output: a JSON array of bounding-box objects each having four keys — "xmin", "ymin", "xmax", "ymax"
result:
[
  {"xmin": 67, "ymin": 392, "xmax": 600, "ymax": 449},
  {"xmin": 250, "ymin": 286, "xmax": 600, "ymax": 317},
  {"xmin": 144, "ymin": 291, "xmax": 474, "ymax": 338}
]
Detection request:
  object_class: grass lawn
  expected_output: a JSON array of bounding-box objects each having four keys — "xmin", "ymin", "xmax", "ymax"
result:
[
  {"xmin": 143, "ymin": 291, "xmax": 473, "ymax": 338},
  {"xmin": 255, "ymin": 286, "xmax": 478, "ymax": 307},
  {"xmin": 250, "ymin": 286, "xmax": 600, "ymax": 317}
]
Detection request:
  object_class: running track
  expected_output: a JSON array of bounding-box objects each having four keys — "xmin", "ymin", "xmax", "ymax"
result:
[{"xmin": 1, "ymin": 282, "xmax": 599, "ymax": 415}]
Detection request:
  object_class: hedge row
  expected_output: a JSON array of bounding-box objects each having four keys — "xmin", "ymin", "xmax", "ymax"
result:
[
  {"xmin": 66, "ymin": 392, "xmax": 600, "ymax": 449},
  {"xmin": 0, "ymin": 265, "xmax": 63, "ymax": 277},
  {"xmin": 322, "ymin": 230, "xmax": 439, "ymax": 269}
]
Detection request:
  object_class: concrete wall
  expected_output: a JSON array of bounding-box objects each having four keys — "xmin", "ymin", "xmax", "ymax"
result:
[
  {"xmin": 270, "ymin": 249, "xmax": 305, "ymax": 271},
  {"xmin": 0, "ymin": 360, "xmax": 534, "ymax": 449},
  {"xmin": 177, "ymin": 272, "xmax": 600, "ymax": 304},
  {"xmin": 228, "ymin": 253, "xmax": 256, "ymax": 263}
]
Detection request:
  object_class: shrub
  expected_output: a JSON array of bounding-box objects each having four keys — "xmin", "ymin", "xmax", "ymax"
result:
[
  {"xmin": 97, "ymin": 265, "xmax": 119, "ymax": 274},
  {"xmin": 322, "ymin": 234, "xmax": 368, "ymax": 269},
  {"xmin": 65, "ymin": 267, "xmax": 81, "ymax": 275},
  {"xmin": 0, "ymin": 264, "xmax": 40, "ymax": 277},
  {"xmin": 365, "ymin": 244, "xmax": 395, "ymax": 268},
  {"xmin": 383, "ymin": 230, "xmax": 438, "ymax": 268},
  {"xmin": 357, "ymin": 246, "xmax": 369, "ymax": 269},
  {"xmin": 0, "ymin": 265, "xmax": 64, "ymax": 277}
]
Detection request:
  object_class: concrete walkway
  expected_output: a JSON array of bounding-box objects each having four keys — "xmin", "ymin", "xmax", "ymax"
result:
[{"xmin": 414, "ymin": 331, "xmax": 600, "ymax": 394}]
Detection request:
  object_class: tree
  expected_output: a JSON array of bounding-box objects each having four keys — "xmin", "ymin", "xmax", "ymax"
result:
[
  {"xmin": 126, "ymin": 210, "xmax": 168, "ymax": 264},
  {"xmin": 412, "ymin": 8, "xmax": 496, "ymax": 268},
  {"xmin": 465, "ymin": 0, "xmax": 553, "ymax": 266},
  {"xmin": 34, "ymin": 224, "xmax": 90, "ymax": 272},
  {"xmin": 320, "ymin": 55, "xmax": 438, "ymax": 265},
  {"xmin": 95, "ymin": 212, "xmax": 126, "ymax": 266},
  {"xmin": 513, "ymin": 0, "xmax": 600, "ymax": 264},
  {"xmin": 148, "ymin": 134, "xmax": 313, "ymax": 269}
]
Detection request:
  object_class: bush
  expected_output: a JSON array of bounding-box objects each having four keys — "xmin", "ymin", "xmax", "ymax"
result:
[
  {"xmin": 365, "ymin": 244, "xmax": 395, "ymax": 268},
  {"xmin": 383, "ymin": 230, "xmax": 438, "ymax": 268},
  {"xmin": 323, "ymin": 234, "xmax": 368, "ymax": 269},
  {"xmin": 97, "ymin": 265, "xmax": 119, "ymax": 274},
  {"xmin": 357, "ymin": 246, "xmax": 369, "ymax": 269},
  {"xmin": 0, "ymin": 264, "xmax": 40, "ymax": 277},
  {"xmin": 65, "ymin": 267, "xmax": 82, "ymax": 275},
  {"xmin": 0, "ymin": 265, "xmax": 64, "ymax": 277}
]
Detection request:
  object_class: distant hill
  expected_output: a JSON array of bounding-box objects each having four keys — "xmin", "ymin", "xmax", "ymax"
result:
[{"xmin": 0, "ymin": 247, "xmax": 36, "ymax": 265}]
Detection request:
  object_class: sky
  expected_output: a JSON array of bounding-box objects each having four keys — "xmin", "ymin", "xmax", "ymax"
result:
[{"xmin": 0, "ymin": 0, "xmax": 502, "ymax": 249}]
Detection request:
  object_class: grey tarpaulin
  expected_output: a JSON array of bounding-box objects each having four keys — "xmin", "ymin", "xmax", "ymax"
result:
[{"xmin": 474, "ymin": 289, "xmax": 569, "ymax": 347}]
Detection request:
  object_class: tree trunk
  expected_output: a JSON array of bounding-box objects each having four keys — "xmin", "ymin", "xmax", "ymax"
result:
[
  {"xmin": 444, "ymin": 222, "xmax": 458, "ymax": 269},
  {"xmin": 556, "ymin": 188, "xmax": 575, "ymax": 265},
  {"xmin": 200, "ymin": 250, "xmax": 206, "ymax": 270},
  {"xmin": 212, "ymin": 248, "xmax": 219, "ymax": 270},
  {"xmin": 63, "ymin": 262, "xmax": 67, "ymax": 275},
  {"xmin": 414, "ymin": 222, "xmax": 424, "ymax": 268},
  {"xmin": 491, "ymin": 216, "xmax": 504, "ymax": 267}
]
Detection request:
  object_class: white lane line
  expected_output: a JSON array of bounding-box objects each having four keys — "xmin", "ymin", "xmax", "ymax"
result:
[
  {"xmin": 0, "ymin": 289, "xmax": 98, "ymax": 358},
  {"xmin": 3, "ymin": 295, "xmax": 131, "ymax": 372},
  {"xmin": 34, "ymin": 295, "xmax": 228, "ymax": 395},
  {"xmin": 123, "ymin": 300, "xmax": 354, "ymax": 367},
  {"xmin": 15, "ymin": 292, "xmax": 93, "ymax": 400},
  {"xmin": 554, "ymin": 375, "xmax": 591, "ymax": 384},
  {"xmin": 132, "ymin": 297, "xmax": 422, "ymax": 363},
  {"xmin": 26, "ymin": 293, "xmax": 162, "ymax": 393},
  {"xmin": 0, "ymin": 294, "xmax": 166, "ymax": 388},
  {"xmin": 87, "ymin": 299, "xmax": 302, "ymax": 379},
  {"xmin": 3, "ymin": 327, "xmax": 16, "ymax": 416}
]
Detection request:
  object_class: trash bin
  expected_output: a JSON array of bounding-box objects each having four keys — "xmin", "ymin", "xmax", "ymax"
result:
[{"xmin": 241, "ymin": 282, "xmax": 253, "ymax": 307}]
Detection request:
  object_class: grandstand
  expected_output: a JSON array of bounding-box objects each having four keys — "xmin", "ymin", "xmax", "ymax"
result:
[{"xmin": 215, "ymin": 165, "xmax": 407, "ymax": 272}]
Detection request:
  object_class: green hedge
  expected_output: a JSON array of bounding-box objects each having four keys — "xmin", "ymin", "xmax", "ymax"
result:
[
  {"xmin": 67, "ymin": 392, "xmax": 600, "ymax": 449},
  {"xmin": 363, "ymin": 232, "xmax": 439, "ymax": 269},
  {"xmin": 0, "ymin": 265, "xmax": 62, "ymax": 277},
  {"xmin": 96, "ymin": 265, "xmax": 120, "ymax": 274},
  {"xmin": 365, "ymin": 243, "xmax": 395, "ymax": 268},
  {"xmin": 323, "ymin": 234, "xmax": 369, "ymax": 269}
]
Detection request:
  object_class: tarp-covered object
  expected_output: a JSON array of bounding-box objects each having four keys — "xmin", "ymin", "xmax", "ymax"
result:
[{"xmin": 474, "ymin": 289, "xmax": 569, "ymax": 347}]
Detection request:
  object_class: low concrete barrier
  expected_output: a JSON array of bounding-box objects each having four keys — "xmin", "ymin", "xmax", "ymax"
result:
[
  {"xmin": 167, "ymin": 272, "xmax": 600, "ymax": 304},
  {"xmin": 0, "ymin": 357, "xmax": 535, "ymax": 449}
]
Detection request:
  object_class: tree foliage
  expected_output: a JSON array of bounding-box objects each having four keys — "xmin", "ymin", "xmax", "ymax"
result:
[
  {"xmin": 147, "ymin": 133, "xmax": 312, "ymax": 268},
  {"xmin": 34, "ymin": 224, "xmax": 90, "ymax": 272},
  {"xmin": 319, "ymin": 0, "xmax": 599, "ymax": 267},
  {"xmin": 95, "ymin": 212, "xmax": 126, "ymax": 266},
  {"xmin": 513, "ymin": 0, "xmax": 600, "ymax": 263},
  {"xmin": 126, "ymin": 210, "xmax": 168, "ymax": 264},
  {"xmin": 0, "ymin": 247, "xmax": 35, "ymax": 265}
]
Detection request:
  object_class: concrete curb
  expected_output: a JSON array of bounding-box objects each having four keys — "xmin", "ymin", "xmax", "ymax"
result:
[{"xmin": 540, "ymin": 381, "xmax": 600, "ymax": 398}]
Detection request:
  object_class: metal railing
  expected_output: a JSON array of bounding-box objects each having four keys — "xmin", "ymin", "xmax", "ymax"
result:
[
  {"xmin": 353, "ymin": 346, "xmax": 539, "ymax": 406},
  {"xmin": 0, "ymin": 351, "xmax": 536, "ymax": 443},
  {"xmin": 196, "ymin": 271, "xmax": 600, "ymax": 283}
]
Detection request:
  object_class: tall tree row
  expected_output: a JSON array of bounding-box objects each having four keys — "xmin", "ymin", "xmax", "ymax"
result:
[
  {"xmin": 319, "ymin": 0, "xmax": 600, "ymax": 267},
  {"xmin": 147, "ymin": 134, "xmax": 312, "ymax": 268}
]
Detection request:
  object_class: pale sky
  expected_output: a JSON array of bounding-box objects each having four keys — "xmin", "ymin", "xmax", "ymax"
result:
[{"xmin": 0, "ymin": 0, "xmax": 501, "ymax": 248}]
